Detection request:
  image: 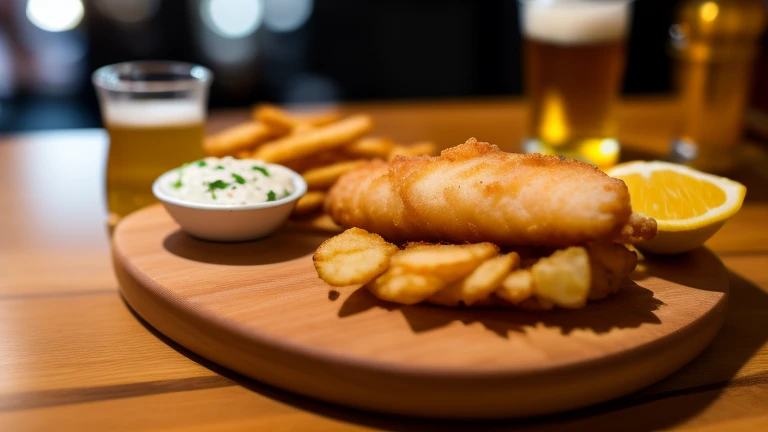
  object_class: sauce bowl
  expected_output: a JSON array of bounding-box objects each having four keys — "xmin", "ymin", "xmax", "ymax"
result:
[{"xmin": 152, "ymin": 162, "xmax": 307, "ymax": 242}]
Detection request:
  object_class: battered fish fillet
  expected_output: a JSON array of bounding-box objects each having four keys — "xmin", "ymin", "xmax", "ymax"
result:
[{"xmin": 325, "ymin": 138, "xmax": 656, "ymax": 247}]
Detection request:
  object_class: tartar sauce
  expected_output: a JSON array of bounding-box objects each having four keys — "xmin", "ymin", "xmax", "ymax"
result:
[{"xmin": 164, "ymin": 157, "xmax": 295, "ymax": 205}]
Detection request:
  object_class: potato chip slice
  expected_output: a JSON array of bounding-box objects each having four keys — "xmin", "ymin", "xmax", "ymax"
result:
[
  {"xmin": 531, "ymin": 246, "xmax": 591, "ymax": 309},
  {"xmin": 429, "ymin": 252, "xmax": 519, "ymax": 307},
  {"xmin": 367, "ymin": 268, "xmax": 446, "ymax": 305},
  {"xmin": 587, "ymin": 242, "xmax": 638, "ymax": 300},
  {"xmin": 497, "ymin": 269, "xmax": 534, "ymax": 305},
  {"xmin": 390, "ymin": 243, "xmax": 499, "ymax": 284},
  {"xmin": 313, "ymin": 228, "xmax": 398, "ymax": 287}
]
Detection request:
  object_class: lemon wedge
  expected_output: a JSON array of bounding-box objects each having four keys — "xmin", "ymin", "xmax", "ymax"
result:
[{"xmin": 607, "ymin": 161, "xmax": 746, "ymax": 254}]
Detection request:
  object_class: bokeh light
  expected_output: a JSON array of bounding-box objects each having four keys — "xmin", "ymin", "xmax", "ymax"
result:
[
  {"xmin": 699, "ymin": 2, "xmax": 719, "ymax": 23},
  {"xmin": 201, "ymin": 0, "xmax": 264, "ymax": 39},
  {"xmin": 0, "ymin": 32, "xmax": 14, "ymax": 97},
  {"xmin": 264, "ymin": 0, "xmax": 313, "ymax": 33},
  {"xmin": 26, "ymin": 0, "xmax": 84, "ymax": 33}
]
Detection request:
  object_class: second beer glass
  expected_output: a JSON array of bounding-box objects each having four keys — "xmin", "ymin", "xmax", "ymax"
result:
[
  {"xmin": 520, "ymin": 0, "xmax": 633, "ymax": 168},
  {"xmin": 92, "ymin": 61, "xmax": 212, "ymax": 227}
]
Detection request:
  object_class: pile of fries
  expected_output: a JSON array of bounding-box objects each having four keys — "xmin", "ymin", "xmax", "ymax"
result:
[
  {"xmin": 204, "ymin": 105, "xmax": 437, "ymax": 226},
  {"xmin": 314, "ymin": 228, "xmax": 637, "ymax": 310}
]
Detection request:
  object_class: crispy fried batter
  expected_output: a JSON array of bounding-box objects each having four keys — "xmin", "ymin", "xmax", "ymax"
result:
[
  {"xmin": 326, "ymin": 138, "xmax": 654, "ymax": 247},
  {"xmin": 612, "ymin": 212, "xmax": 658, "ymax": 243},
  {"xmin": 587, "ymin": 242, "xmax": 639, "ymax": 300}
]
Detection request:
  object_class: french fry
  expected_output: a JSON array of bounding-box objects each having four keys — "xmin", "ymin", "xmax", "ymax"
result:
[
  {"xmin": 313, "ymin": 228, "xmax": 399, "ymax": 287},
  {"xmin": 253, "ymin": 104, "xmax": 341, "ymax": 129},
  {"xmin": 303, "ymin": 160, "xmax": 368, "ymax": 190},
  {"xmin": 204, "ymin": 122, "xmax": 276, "ymax": 157},
  {"xmin": 287, "ymin": 213, "xmax": 343, "ymax": 233},
  {"xmin": 344, "ymin": 137, "xmax": 395, "ymax": 159},
  {"xmin": 283, "ymin": 150, "xmax": 354, "ymax": 173},
  {"xmin": 235, "ymin": 149, "xmax": 252, "ymax": 159},
  {"xmin": 293, "ymin": 110, "xmax": 342, "ymax": 127},
  {"xmin": 253, "ymin": 104, "xmax": 296, "ymax": 135},
  {"xmin": 291, "ymin": 123, "xmax": 316, "ymax": 136},
  {"xmin": 253, "ymin": 114, "xmax": 373, "ymax": 163},
  {"xmin": 292, "ymin": 191, "xmax": 326, "ymax": 217},
  {"xmin": 387, "ymin": 141, "xmax": 438, "ymax": 160}
]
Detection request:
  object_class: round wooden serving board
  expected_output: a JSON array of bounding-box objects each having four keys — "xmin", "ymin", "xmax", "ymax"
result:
[{"xmin": 113, "ymin": 205, "xmax": 729, "ymax": 419}]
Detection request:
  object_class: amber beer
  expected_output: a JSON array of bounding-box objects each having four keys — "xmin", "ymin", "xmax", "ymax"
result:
[
  {"xmin": 93, "ymin": 61, "xmax": 212, "ymax": 228},
  {"xmin": 669, "ymin": 0, "xmax": 766, "ymax": 173},
  {"xmin": 521, "ymin": 0, "xmax": 632, "ymax": 168},
  {"xmin": 105, "ymin": 101, "xmax": 206, "ymax": 219}
]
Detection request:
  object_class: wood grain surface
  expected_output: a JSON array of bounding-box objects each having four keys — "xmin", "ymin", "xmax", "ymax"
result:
[
  {"xmin": 1, "ymin": 98, "xmax": 768, "ymax": 430},
  {"xmin": 112, "ymin": 205, "xmax": 729, "ymax": 418}
]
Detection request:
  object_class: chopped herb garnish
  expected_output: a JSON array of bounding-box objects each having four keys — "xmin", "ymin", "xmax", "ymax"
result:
[
  {"xmin": 207, "ymin": 180, "xmax": 230, "ymax": 190},
  {"xmin": 197, "ymin": 160, "xmax": 207, "ymax": 167},
  {"xmin": 231, "ymin": 173, "xmax": 246, "ymax": 184},
  {"xmin": 205, "ymin": 179, "xmax": 230, "ymax": 200},
  {"xmin": 281, "ymin": 190, "xmax": 291, "ymax": 198},
  {"xmin": 252, "ymin": 166, "xmax": 270, "ymax": 176},
  {"xmin": 267, "ymin": 190, "xmax": 277, "ymax": 201},
  {"xmin": 172, "ymin": 166, "xmax": 185, "ymax": 189},
  {"xmin": 215, "ymin": 165, "xmax": 225, "ymax": 170}
]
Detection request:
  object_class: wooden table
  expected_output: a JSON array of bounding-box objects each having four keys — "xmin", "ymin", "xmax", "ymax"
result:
[{"xmin": 1, "ymin": 98, "xmax": 767, "ymax": 431}]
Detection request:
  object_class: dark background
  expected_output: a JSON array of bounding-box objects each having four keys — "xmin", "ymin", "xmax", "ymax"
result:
[{"xmin": 0, "ymin": 0, "xmax": 693, "ymax": 132}]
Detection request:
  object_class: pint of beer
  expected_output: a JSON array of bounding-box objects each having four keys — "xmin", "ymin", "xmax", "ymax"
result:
[
  {"xmin": 520, "ymin": 0, "xmax": 633, "ymax": 168},
  {"xmin": 93, "ymin": 62, "xmax": 212, "ymax": 227}
]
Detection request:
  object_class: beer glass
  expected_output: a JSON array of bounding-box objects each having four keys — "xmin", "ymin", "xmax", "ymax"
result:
[
  {"xmin": 92, "ymin": 61, "xmax": 212, "ymax": 227},
  {"xmin": 519, "ymin": 0, "xmax": 633, "ymax": 168}
]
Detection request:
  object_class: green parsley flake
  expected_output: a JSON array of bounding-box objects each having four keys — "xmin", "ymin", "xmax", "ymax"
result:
[
  {"xmin": 197, "ymin": 160, "xmax": 207, "ymax": 167},
  {"xmin": 252, "ymin": 166, "xmax": 270, "ymax": 176},
  {"xmin": 267, "ymin": 190, "xmax": 276, "ymax": 202},
  {"xmin": 206, "ymin": 179, "xmax": 230, "ymax": 200},
  {"xmin": 207, "ymin": 180, "xmax": 230, "ymax": 190},
  {"xmin": 231, "ymin": 173, "xmax": 246, "ymax": 184},
  {"xmin": 172, "ymin": 166, "xmax": 185, "ymax": 189},
  {"xmin": 215, "ymin": 165, "xmax": 225, "ymax": 170},
  {"xmin": 281, "ymin": 190, "xmax": 291, "ymax": 198}
]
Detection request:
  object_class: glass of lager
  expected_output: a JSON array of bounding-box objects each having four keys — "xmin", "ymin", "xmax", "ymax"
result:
[
  {"xmin": 519, "ymin": 0, "xmax": 634, "ymax": 168},
  {"xmin": 92, "ymin": 61, "xmax": 213, "ymax": 228}
]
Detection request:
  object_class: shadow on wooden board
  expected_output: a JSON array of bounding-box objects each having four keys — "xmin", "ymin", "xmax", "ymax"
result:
[{"xmin": 122, "ymin": 266, "xmax": 767, "ymax": 431}]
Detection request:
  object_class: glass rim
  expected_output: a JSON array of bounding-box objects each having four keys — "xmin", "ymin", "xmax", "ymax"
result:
[{"xmin": 92, "ymin": 61, "xmax": 213, "ymax": 93}]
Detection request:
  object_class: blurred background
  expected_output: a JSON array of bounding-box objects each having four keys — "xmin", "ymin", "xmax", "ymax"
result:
[{"xmin": 0, "ymin": 0, "xmax": 765, "ymax": 133}]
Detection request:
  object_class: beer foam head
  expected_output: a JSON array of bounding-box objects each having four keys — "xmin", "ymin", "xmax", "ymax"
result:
[
  {"xmin": 103, "ymin": 100, "xmax": 204, "ymax": 127},
  {"xmin": 522, "ymin": 0, "xmax": 631, "ymax": 45}
]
